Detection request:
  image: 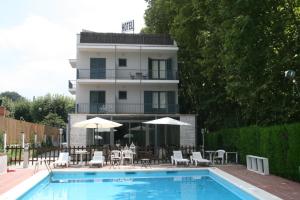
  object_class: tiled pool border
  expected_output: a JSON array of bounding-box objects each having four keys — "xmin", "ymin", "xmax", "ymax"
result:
[{"xmin": 1, "ymin": 167, "xmax": 281, "ymax": 200}]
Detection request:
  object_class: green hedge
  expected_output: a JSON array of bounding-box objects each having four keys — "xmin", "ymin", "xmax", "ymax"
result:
[{"xmin": 206, "ymin": 123, "xmax": 300, "ymax": 182}]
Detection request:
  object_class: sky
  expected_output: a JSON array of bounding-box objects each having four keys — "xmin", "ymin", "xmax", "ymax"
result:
[{"xmin": 0, "ymin": 0, "xmax": 148, "ymax": 100}]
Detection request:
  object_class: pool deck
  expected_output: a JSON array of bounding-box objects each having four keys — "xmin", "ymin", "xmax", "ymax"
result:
[{"xmin": 1, "ymin": 164, "xmax": 299, "ymax": 200}]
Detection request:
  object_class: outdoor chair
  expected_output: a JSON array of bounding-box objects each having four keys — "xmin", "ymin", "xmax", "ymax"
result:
[
  {"xmin": 190, "ymin": 152, "xmax": 210, "ymax": 166},
  {"xmin": 110, "ymin": 150, "xmax": 121, "ymax": 166},
  {"xmin": 122, "ymin": 150, "xmax": 134, "ymax": 165},
  {"xmin": 89, "ymin": 151, "xmax": 105, "ymax": 167},
  {"xmin": 53, "ymin": 152, "xmax": 70, "ymax": 168},
  {"xmin": 213, "ymin": 150, "xmax": 226, "ymax": 165},
  {"xmin": 171, "ymin": 151, "xmax": 189, "ymax": 166}
]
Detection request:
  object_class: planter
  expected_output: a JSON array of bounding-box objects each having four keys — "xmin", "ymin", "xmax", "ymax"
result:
[{"xmin": 0, "ymin": 154, "xmax": 7, "ymax": 174}]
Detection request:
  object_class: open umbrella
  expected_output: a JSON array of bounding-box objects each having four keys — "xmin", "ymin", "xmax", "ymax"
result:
[
  {"xmin": 124, "ymin": 133, "xmax": 134, "ymax": 144},
  {"xmin": 73, "ymin": 117, "xmax": 122, "ymax": 145},
  {"xmin": 143, "ymin": 117, "xmax": 190, "ymax": 145}
]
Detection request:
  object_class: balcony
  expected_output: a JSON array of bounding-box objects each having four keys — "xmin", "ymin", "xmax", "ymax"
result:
[
  {"xmin": 76, "ymin": 103, "xmax": 179, "ymax": 114},
  {"xmin": 68, "ymin": 80, "xmax": 76, "ymax": 94},
  {"xmin": 76, "ymin": 68, "xmax": 178, "ymax": 80}
]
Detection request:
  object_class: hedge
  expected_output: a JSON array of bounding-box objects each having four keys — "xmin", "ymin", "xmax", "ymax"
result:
[{"xmin": 206, "ymin": 123, "xmax": 300, "ymax": 182}]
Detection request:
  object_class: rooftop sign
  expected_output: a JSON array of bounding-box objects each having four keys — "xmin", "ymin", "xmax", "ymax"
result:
[{"xmin": 122, "ymin": 20, "xmax": 134, "ymax": 33}]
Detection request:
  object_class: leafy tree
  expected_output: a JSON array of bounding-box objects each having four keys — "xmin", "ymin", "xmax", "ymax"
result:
[
  {"xmin": 0, "ymin": 91, "xmax": 24, "ymax": 102},
  {"xmin": 41, "ymin": 113, "xmax": 66, "ymax": 128},
  {"xmin": 0, "ymin": 96, "xmax": 15, "ymax": 118},
  {"xmin": 143, "ymin": 0, "xmax": 300, "ymax": 130},
  {"xmin": 14, "ymin": 100, "xmax": 32, "ymax": 122}
]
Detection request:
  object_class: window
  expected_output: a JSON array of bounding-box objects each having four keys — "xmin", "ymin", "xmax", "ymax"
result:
[
  {"xmin": 119, "ymin": 91, "xmax": 127, "ymax": 100},
  {"xmin": 118, "ymin": 58, "xmax": 127, "ymax": 67},
  {"xmin": 150, "ymin": 59, "xmax": 167, "ymax": 79},
  {"xmin": 152, "ymin": 91, "xmax": 167, "ymax": 108}
]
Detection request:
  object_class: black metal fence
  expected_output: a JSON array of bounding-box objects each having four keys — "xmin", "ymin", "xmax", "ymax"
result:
[{"xmin": 5, "ymin": 145, "xmax": 202, "ymax": 166}]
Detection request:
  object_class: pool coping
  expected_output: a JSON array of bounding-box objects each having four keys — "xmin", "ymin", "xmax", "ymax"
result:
[{"xmin": 0, "ymin": 167, "xmax": 282, "ymax": 200}]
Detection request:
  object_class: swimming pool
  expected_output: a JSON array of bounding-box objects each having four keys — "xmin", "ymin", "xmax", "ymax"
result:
[{"xmin": 14, "ymin": 169, "xmax": 262, "ymax": 200}]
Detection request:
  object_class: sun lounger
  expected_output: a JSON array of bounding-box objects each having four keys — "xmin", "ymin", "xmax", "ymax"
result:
[
  {"xmin": 190, "ymin": 152, "xmax": 210, "ymax": 166},
  {"xmin": 171, "ymin": 151, "xmax": 189, "ymax": 166},
  {"xmin": 89, "ymin": 151, "xmax": 105, "ymax": 167},
  {"xmin": 53, "ymin": 152, "xmax": 69, "ymax": 168}
]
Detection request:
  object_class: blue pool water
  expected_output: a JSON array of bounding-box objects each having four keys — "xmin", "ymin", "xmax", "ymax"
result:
[{"xmin": 19, "ymin": 170, "xmax": 257, "ymax": 200}]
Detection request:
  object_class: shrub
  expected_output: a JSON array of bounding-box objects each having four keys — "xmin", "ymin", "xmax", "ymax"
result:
[{"xmin": 206, "ymin": 123, "xmax": 300, "ymax": 182}]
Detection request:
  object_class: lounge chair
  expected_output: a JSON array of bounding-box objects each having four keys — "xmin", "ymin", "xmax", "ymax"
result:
[
  {"xmin": 89, "ymin": 151, "xmax": 105, "ymax": 167},
  {"xmin": 53, "ymin": 152, "xmax": 69, "ymax": 168},
  {"xmin": 213, "ymin": 150, "xmax": 226, "ymax": 164},
  {"xmin": 190, "ymin": 152, "xmax": 210, "ymax": 166},
  {"xmin": 171, "ymin": 151, "xmax": 189, "ymax": 166}
]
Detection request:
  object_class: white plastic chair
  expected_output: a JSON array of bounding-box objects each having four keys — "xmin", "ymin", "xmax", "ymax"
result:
[
  {"xmin": 53, "ymin": 152, "xmax": 69, "ymax": 168},
  {"xmin": 190, "ymin": 152, "xmax": 210, "ymax": 166},
  {"xmin": 171, "ymin": 151, "xmax": 189, "ymax": 166},
  {"xmin": 122, "ymin": 150, "xmax": 134, "ymax": 165},
  {"xmin": 89, "ymin": 151, "xmax": 105, "ymax": 167},
  {"xmin": 111, "ymin": 150, "xmax": 121, "ymax": 165},
  {"xmin": 213, "ymin": 150, "xmax": 226, "ymax": 164}
]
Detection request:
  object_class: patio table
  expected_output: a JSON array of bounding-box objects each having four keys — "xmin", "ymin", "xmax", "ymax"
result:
[
  {"xmin": 75, "ymin": 150, "xmax": 88, "ymax": 166},
  {"xmin": 205, "ymin": 150, "xmax": 215, "ymax": 161}
]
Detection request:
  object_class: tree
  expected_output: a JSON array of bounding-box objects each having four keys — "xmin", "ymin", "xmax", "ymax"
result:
[
  {"xmin": 14, "ymin": 100, "xmax": 32, "ymax": 122},
  {"xmin": 41, "ymin": 113, "xmax": 66, "ymax": 128},
  {"xmin": 143, "ymin": 0, "xmax": 300, "ymax": 130},
  {"xmin": 0, "ymin": 91, "xmax": 24, "ymax": 102}
]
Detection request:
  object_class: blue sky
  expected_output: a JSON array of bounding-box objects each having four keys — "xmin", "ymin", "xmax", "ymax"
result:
[{"xmin": 0, "ymin": 0, "xmax": 147, "ymax": 100}]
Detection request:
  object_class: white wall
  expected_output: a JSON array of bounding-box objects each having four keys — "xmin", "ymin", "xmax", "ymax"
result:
[
  {"xmin": 75, "ymin": 83, "xmax": 178, "ymax": 114},
  {"xmin": 77, "ymin": 49, "xmax": 177, "ymax": 79}
]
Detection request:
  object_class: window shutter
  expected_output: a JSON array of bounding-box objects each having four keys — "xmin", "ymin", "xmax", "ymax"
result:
[
  {"xmin": 144, "ymin": 91, "xmax": 152, "ymax": 113},
  {"xmin": 166, "ymin": 58, "xmax": 172, "ymax": 79},
  {"xmin": 167, "ymin": 91, "xmax": 176, "ymax": 113},
  {"xmin": 148, "ymin": 58, "xmax": 152, "ymax": 79}
]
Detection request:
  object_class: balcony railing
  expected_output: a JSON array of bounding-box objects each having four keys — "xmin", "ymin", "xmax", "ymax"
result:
[
  {"xmin": 69, "ymin": 80, "xmax": 76, "ymax": 89},
  {"xmin": 76, "ymin": 68, "xmax": 178, "ymax": 80},
  {"xmin": 76, "ymin": 103, "xmax": 179, "ymax": 114}
]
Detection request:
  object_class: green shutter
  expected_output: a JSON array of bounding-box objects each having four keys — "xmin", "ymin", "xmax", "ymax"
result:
[
  {"xmin": 166, "ymin": 58, "xmax": 172, "ymax": 79},
  {"xmin": 148, "ymin": 58, "xmax": 152, "ymax": 79},
  {"xmin": 144, "ymin": 91, "xmax": 152, "ymax": 113},
  {"xmin": 167, "ymin": 91, "xmax": 176, "ymax": 113}
]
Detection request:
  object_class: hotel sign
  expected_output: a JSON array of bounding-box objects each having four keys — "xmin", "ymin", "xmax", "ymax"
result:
[{"xmin": 122, "ymin": 20, "xmax": 135, "ymax": 33}]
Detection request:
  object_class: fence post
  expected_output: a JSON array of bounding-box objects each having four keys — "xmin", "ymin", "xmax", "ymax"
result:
[
  {"xmin": 3, "ymin": 132, "xmax": 7, "ymax": 152},
  {"xmin": 23, "ymin": 144, "xmax": 29, "ymax": 168},
  {"xmin": 21, "ymin": 133, "xmax": 25, "ymax": 148}
]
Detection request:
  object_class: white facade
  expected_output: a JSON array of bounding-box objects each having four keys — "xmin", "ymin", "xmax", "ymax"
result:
[{"xmin": 68, "ymin": 32, "xmax": 196, "ymax": 146}]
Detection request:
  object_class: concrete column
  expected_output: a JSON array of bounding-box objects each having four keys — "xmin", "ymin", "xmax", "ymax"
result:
[
  {"xmin": 145, "ymin": 124, "xmax": 149, "ymax": 146},
  {"xmin": 23, "ymin": 144, "xmax": 29, "ymax": 168},
  {"xmin": 21, "ymin": 133, "xmax": 25, "ymax": 148},
  {"xmin": 34, "ymin": 134, "xmax": 37, "ymax": 145},
  {"xmin": 110, "ymin": 129, "xmax": 114, "ymax": 145},
  {"xmin": 180, "ymin": 115, "xmax": 196, "ymax": 146}
]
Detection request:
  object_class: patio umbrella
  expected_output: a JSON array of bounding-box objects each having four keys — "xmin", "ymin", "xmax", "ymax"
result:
[
  {"xmin": 73, "ymin": 117, "xmax": 122, "ymax": 145},
  {"xmin": 95, "ymin": 135, "xmax": 103, "ymax": 140},
  {"xmin": 143, "ymin": 117, "xmax": 190, "ymax": 145},
  {"xmin": 124, "ymin": 133, "xmax": 134, "ymax": 144}
]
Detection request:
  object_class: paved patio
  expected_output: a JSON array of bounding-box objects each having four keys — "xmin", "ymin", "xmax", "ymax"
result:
[
  {"xmin": 218, "ymin": 165, "xmax": 300, "ymax": 200},
  {"xmin": 1, "ymin": 164, "xmax": 299, "ymax": 200}
]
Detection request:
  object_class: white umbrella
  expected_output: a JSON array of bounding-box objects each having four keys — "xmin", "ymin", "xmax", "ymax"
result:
[
  {"xmin": 143, "ymin": 117, "xmax": 191, "ymax": 126},
  {"xmin": 73, "ymin": 117, "xmax": 122, "ymax": 129},
  {"xmin": 143, "ymin": 117, "xmax": 190, "ymax": 145},
  {"xmin": 73, "ymin": 117, "xmax": 122, "ymax": 145},
  {"xmin": 124, "ymin": 133, "xmax": 134, "ymax": 138},
  {"xmin": 95, "ymin": 135, "xmax": 103, "ymax": 140}
]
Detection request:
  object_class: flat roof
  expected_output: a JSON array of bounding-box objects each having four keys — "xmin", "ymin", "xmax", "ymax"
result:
[{"xmin": 80, "ymin": 32, "xmax": 175, "ymax": 45}]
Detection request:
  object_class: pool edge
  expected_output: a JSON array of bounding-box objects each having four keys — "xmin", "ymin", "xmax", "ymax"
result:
[{"xmin": 0, "ymin": 170, "xmax": 49, "ymax": 200}]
